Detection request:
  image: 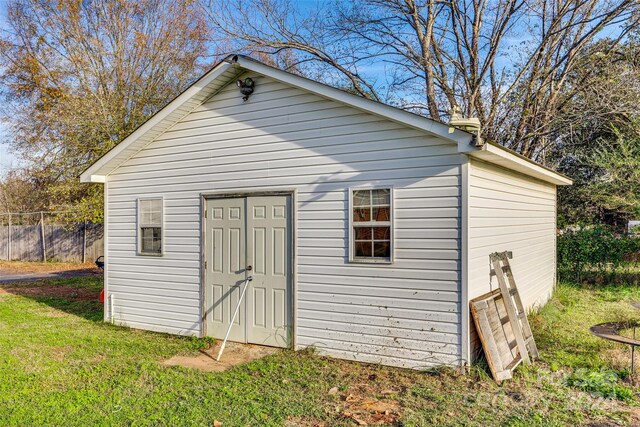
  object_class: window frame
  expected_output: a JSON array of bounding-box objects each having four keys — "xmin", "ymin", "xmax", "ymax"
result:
[
  {"xmin": 137, "ymin": 197, "xmax": 164, "ymax": 257},
  {"xmin": 348, "ymin": 186, "xmax": 394, "ymax": 264}
]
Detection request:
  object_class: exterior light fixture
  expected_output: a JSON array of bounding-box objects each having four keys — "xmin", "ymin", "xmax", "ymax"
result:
[{"xmin": 237, "ymin": 77, "xmax": 255, "ymax": 101}]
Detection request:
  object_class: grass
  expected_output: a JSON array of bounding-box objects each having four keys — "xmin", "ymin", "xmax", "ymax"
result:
[
  {"xmin": 533, "ymin": 281, "xmax": 640, "ymax": 372},
  {"xmin": 559, "ymin": 262, "xmax": 640, "ymax": 286},
  {"xmin": 1, "ymin": 274, "xmax": 640, "ymax": 426}
]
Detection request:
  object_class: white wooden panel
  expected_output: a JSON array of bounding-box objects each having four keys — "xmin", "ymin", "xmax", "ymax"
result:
[
  {"xmin": 298, "ymin": 309, "xmax": 459, "ymax": 334},
  {"xmin": 470, "ymin": 166, "xmax": 557, "ymax": 195},
  {"xmin": 298, "ymin": 300, "xmax": 459, "ymax": 324},
  {"xmin": 297, "ymin": 237, "xmax": 459, "ymax": 250},
  {"xmin": 106, "ymin": 176, "xmax": 461, "ymax": 203},
  {"xmin": 467, "ymin": 159, "xmax": 557, "ymax": 362},
  {"xmin": 297, "ymin": 290, "xmax": 458, "ymax": 312},
  {"xmin": 142, "ymin": 119, "xmax": 408, "ymax": 156},
  {"xmin": 108, "ymin": 270, "xmax": 199, "ymax": 282},
  {"xmin": 297, "ymin": 273, "xmax": 458, "ymax": 292},
  {"xmin": 114, "ymin": 304, "xmax": 200, "ymax": 324},
  {"xmin": 108, "ymin": 284, "xmax": 199, "ymax": 301},
  {"xmin": 304, "ymin": 347, "xmax": 460, "ymax": 369},
  {"xmin": 245, "ymin": 195, "xmax": 292, "ymax": 347},
  {"xmin": 298, "ymin": 265, "xmax": 460, "ymax": 281},
  {"xmin": 119, "ymin": 141, "xmax": 455, "ymax": 171},
  {"xmin": 157, "ymin": 111, "xmax": 385, "ymax": 142},
  {"xmin": 106, "ymin": 72, "xmax": 465, "ymax": 368},
  {"xmin": 108, "ymin": 155, "xmax": 462, "ymax": 186},
  {"xmin": 298, "ymin": 318, "xmax": 459, "ymax": 344},
  {"xmin": 107, "ymin": 166, "xmax": 459, "ymax": 197},
  {"xmin": 295, "ymin": 332, "xmax": 461, "ymax": 368},
  {"xmin": 300, "ymin": 283, "xmax": 459, "ymax": 302}
]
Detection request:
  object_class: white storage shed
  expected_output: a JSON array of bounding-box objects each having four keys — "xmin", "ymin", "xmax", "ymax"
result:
[{"xmin": 81, "ymin": 55, "xmax": 571, "ymax": 369}]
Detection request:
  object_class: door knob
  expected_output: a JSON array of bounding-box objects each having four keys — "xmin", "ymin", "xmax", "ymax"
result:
[{"xmin": 246, "ymin": 265, "xmax": 252, "ymax": 271}]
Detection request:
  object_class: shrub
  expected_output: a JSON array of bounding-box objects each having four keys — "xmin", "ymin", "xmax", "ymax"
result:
[
  {"xmin": 557, "ymin": 225, "xmax": 640, "ymax": 282},
  {"xmin": 564, "ymin": 369, "xmax": 634, "ymax": 402},
  {"xmin": 187, "ymin": 335, "xmax": 216, "ymax": 351}
]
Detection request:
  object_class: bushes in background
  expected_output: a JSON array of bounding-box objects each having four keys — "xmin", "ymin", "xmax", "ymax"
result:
[{"xmin": 558, "ymin": 225, "xmax": 640, "ymax": 283}]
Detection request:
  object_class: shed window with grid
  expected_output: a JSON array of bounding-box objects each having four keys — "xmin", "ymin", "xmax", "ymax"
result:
[
  {"xmin": 138, "ymin": 198, "xmax": 163, "ymax": 255},
  {"xmin": 350, "ymin": 188, "xmax": 393, "ymax": 262}
]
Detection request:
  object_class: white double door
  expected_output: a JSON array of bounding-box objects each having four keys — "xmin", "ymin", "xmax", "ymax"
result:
[{"xmin": 204, "ymin": 196, "xmax": 291, "ymax": 348}]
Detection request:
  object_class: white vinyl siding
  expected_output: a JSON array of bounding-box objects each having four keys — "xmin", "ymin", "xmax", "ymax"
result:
[
  {"xmin": 467, "ymin": 158, "xmax": 557, "ymax": 359},
  {"xmin": 105, "ymin": 73, "xmax": 464, "ymax": 369}
]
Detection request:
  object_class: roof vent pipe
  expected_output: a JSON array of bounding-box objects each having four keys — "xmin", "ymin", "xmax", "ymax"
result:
[{"xmin": 449, "ymin": 106, "xmax": 483, "ymax": 147}]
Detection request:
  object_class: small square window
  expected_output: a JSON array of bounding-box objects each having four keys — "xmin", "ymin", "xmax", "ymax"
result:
[
  {"xmin": 138, "ymin": 198, "xmax": 163, "ymax": 255},
  {"xmin": 350, "ymin": 188, "xmax": 393, "ymax": 263}
]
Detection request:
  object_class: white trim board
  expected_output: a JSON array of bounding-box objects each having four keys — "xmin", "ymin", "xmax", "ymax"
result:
[
  {"xmin": 468, "ymin": 142, "xmax": 572, "ymax": 186},
  {"xmin": 81, "ymin": 61, "xmax": 235, "ymax": 182}
]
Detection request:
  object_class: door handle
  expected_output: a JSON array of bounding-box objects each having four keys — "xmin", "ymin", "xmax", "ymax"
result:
[{"xmin": 246, "ymin": 265, "xmax": 252, "ymax": 271}]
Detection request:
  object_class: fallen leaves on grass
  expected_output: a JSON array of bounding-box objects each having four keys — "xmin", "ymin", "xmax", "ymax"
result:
[{"xmin": 327, "ymin": 382, "xmax": 403, "ymax": 425}]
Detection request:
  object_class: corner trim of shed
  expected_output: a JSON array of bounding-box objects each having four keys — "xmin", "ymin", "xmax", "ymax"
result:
[
  {"xmin": 468, "ymin": 141, "xmax": 572, "ymax": 186},
  {"xmin": 80, "ymin": 60, "xmax": 236, "ymax": 183}
]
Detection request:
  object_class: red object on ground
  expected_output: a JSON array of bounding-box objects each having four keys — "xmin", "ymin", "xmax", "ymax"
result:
[{"xmin": 100, "ymin": 289, "xmax": 105, "ymax": 303}]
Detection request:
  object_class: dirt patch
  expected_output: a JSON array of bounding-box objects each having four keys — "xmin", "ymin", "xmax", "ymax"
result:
[
  {"xmin": 0, "ymin": 285, "xmax": 100, "ymax": 301},
  {"xmin": 326, "ymin": 381, "xmax": 403, "ymax": 425},
  {"xmin": 88, "ymin": 354, "xmax": 106, "ymax": 363},
  {"xmin": 163, "ymin": 341, "xmax": 280, "ymax": 372},
  {"xmin": 624, "ymin": 251, "xmax": 640, "ymax": 263},
  {"xmin": 0, "ymin": 261, "xmax": 96, "ymax": 275},
  {"xmin": 50, "ymin": 345, "xmax": 74, "ymax": 362},
  {"xmin": 319, "ymin": 360, "xmax": 466, "ymax": 425}
]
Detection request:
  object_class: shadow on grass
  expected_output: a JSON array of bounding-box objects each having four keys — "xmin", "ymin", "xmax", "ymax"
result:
[
  {"xmin": 560, "ymin": 270, "xmax": 640, "ymax": 287},
  {"xmin": 0, "ymin": 267, "xmax": 103, "ymax": 283},
  {"xmin": 0, "ymin": 274, "xmax": 104, "ymax": 322}
]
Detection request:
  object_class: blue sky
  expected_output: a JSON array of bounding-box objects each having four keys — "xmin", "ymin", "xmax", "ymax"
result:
[
  {"xmin": 0, "ymin": 0, "xmax": 628, "ymax": 177},
  {"xmin": 0, "ymin": 133, "xmax": 10, "ymax": 177},
  {"xmin": 0, "ymin": 140, "xmax": 11, "ymax": 177}
]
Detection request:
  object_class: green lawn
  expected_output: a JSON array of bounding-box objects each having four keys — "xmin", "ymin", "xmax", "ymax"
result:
[{"xmin": 1, "ymin": 275, "xmax": 640, "ymax": 426}]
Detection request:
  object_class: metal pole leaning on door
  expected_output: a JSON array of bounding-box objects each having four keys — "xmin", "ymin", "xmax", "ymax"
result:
[{"xmin": 216, "ymin": 275, "xmax": 253, "ymax": 361}]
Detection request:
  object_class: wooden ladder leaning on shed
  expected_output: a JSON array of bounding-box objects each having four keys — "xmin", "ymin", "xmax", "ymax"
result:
[{"xmin": 489, "ymin": 251, "xmax": 539, "ymax": 362}]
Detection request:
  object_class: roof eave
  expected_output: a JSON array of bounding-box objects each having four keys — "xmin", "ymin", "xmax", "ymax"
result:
[
  {"xmin": 81, "ymin": 54, "xmax": 568, "ymax": 187},
  {"xmin": 232, "ymin": 56, "xmax": 474, "ymax": 147},
  {"xmin": 79, "ymin": 60, "xmax": 236, "ymax": 183},
  {"xmin": 81, "ymin": 174, "xmax": 106, "ymax": 183},
  {"xmin": 469, "ymin": 141, "xmax": 572, "ymax": 186},
  {"xmin": 80, "ymin": 54, "xmax": 474, "ymax": 183}
]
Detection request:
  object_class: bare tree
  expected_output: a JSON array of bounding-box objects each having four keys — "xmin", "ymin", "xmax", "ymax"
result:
[
  {"xmin": 0, "ymin": 169, "xmax": 47, "ymax": 214},
  {"xmin": 203, "ymin": 0, "xmax": 639, "ymax": 161},
  {"xmin": 0, "ymin": 0, "xmax": 211, "ymax": 221},
  {"xmin": 554, "ymin": 38, "xmax": 640, "ymax": 225},
  {"xmin": 203, "ymin": 0, "xmax": 383, "ymax": 99},
  {"xmin": 495, "ymin": 0, "xmax": 638, "ymax": 158}
]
